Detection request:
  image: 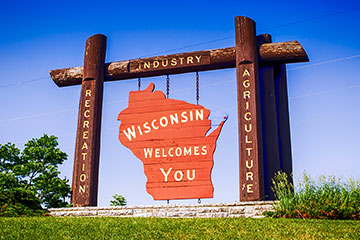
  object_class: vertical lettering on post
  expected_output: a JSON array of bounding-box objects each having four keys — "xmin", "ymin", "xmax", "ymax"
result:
[
  {"xmin": 235, "ymin": 16, "xmax": 264, "ymax": 201},
  {"xmin": 72, "ymin": 34, "xmax": 106, "ymax": 207}
]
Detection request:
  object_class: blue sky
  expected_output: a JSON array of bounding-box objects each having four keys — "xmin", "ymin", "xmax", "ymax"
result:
[{"xmin": 1, "ymin": 0, "xmax": 359, "ymax": 206}]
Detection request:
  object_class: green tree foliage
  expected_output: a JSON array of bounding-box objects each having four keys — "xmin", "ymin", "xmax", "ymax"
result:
[
  {"xmin": 110, "ymin": 194, "xmax": 127, "ymax": 206},
  {"xmin": 0, "ymin": 134, "xmax": 71, "ymax": 216},
  {"xmin": 0, "ymin": 171, "xmax": 44, "ymax": 216}
]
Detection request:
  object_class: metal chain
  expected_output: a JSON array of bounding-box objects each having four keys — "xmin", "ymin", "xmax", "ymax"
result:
[
  {"xmin": 166, "ymin": 74, "xmax": 170, "ymax": 98},
  {"xmin": 196, "ymin": 71, "xmax": 199, "ymax": 105},
  {"xmin": 138, "ymin": 78, "xmax": 141, "ymax": 91}
]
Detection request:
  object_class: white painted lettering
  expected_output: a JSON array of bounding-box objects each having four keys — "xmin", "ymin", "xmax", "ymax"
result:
[
  {"xmin": 187, "ymin": 169, "xmax": 195, "ymax": 181},
  {"xmin": 84, "ymin": 110, "xmax": 90, "ymax": 118},
  {"xmin": 184, "ymin": 147, "xmax": 191, "ymax": 156},
  {"xmin": 181, "ymin": 111, "xmax": 188, "ymax": 123},
  {"xmin": 174, "ymin": 170, "xmax": 183, "ymax": 181},
  {"xmin": 243, "ymin": 69, "xmax": 250, "ymax": 77},
  {"xmin": 247, "ymin": 184, "xmax": 254, "ymax": 193},
  {"xmin": 244, "ymin": 112, "xmax": 251, "ymax": 121},
  {"xmin": 160, "ymin": 168, "xmax": 172, "ymax": 182},
  {"xmin": 195, "ymin": 109, "xmax": 204, "ymax": 120},
  {"xmin": 246, "ymin": 147, "xmax": 252, "ymax": 156},
  {"xmin": 151, "ymin": 119, "xmax": 159, "ymax": 130},
  {"xmin": 144, "ymin": 148, "xmax": 153, "ymax": 158},
  {"xmin": 243, "ymin": 79, "xmax": 250, "ymax": 88},
  {"xmin": 175, "ymin": 147, "xmax": 182, "ymax": 157},
  {"xmin": 195, "ymin": 55, "xmax": 202, "ymax": 63},
  {"xmin": 123, "ymin": 126, "xmax": 136, "ymax": 141},
  {"xmin": 159, "ymin": 116, "xmax": 168, "ymax": 127},
  {"xmin": 169, "ymin": 113, "xmax": 179, "ymax": 125},
  {"xmin": 168, "ymin": 148, "xmax": 174, "ymax": 157},
  {"xmin": 246, "ymin": 172, "xmax": 253, "ymax": 181},
  {"xmin": 201, "ymin": 146, "xmax": 207, "ymax": 155},
  {"xmin": 155, "ymin": 149, "xmax": 160, "ymax": 158},
  {"xmin": 143, "ymin": 122, "xmax": 151, "ymax": 133}
]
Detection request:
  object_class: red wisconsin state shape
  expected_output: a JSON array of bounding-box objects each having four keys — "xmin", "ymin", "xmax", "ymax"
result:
[{"xmin": 118, "ymin": 82, "xmax": 224, "ymax": 200}]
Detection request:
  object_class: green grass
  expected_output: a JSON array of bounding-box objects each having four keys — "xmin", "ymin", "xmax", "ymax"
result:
[{"xmin": 0, "ymin": 217, "xmax": 359, "ymax": 240}]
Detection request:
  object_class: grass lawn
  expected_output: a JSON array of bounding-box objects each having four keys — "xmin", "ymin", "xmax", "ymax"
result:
[{"xmin": 0, "ymin": 217, "xmax": 359, "ymax": 240}]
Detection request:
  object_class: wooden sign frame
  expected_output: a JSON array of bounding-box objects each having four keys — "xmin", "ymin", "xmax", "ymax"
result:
[{"xmin": 50, "ymin": 16, "xmax": 308, "ymax": 207}]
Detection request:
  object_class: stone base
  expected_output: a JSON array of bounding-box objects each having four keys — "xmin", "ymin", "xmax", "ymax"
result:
[{"xmin": 49, "ymin": 201, "xmax": 275, "ymax": 218}]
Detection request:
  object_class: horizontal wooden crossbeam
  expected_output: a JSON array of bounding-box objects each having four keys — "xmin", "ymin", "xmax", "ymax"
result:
[{"xmin": 50, "ymin": 40, "xmax": 308, "ymax": 87}]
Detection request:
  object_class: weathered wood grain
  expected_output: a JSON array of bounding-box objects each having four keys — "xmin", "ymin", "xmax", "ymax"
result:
[
  {"xmin": 235, "ymin": 16, "xmax": 265, "ymax": 201},
  {"xmin": 50, "ymin": 40, "xmax": 308, "ymax": 87},
  {"xmin": 72, "ymin": 34, "xmax": 106, "ymax": 207}
]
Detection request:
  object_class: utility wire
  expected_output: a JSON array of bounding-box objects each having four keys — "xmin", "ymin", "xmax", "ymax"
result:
[
  {"xmin": 140, "ymin": 6, "xmax": 360, "ymax": 57},
  {"xmin": 290, "ymin": 83, "xmax": 360, "ymax": 100},
  {"xmin": 1, "ymin": 6, "xmax": 359, "ymax": 90},
  {"xmin": 0, "ymin": 108, "xmax": 77, "ymax": 123},
  {"xmin": 139, "ymin": 36, "xmax": 234, "ymax": 58},
  {"xmin": 0, "ymin": 76, "xmax": 49, "ymax": 89},
  {"xmin": 2, "ymin": 52, "xmax": 360, "ymax": 123},
  {"xmin": 2, "ymin": 73, "xmax": 360, "ymax": 124},
  {"xmin": 261, "ymin": 6, "xmax": 360, "ymax": 31},
  {"xmin": 288, "ymin": 54, "xmax": 360, "ymax": 71}
]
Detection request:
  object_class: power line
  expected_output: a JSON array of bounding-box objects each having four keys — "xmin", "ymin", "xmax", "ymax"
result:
[
  {"xmin": 261, "ymin": 6, "xmax": 360, "ymax": 31},
  {"xmin": 2, "ymin": 52, "xmax": 360, "ymax": 122},
  {"xmin": 2, "ymin": 71, "xmax": 359, "ymax": 124},
  {"xmin": 290, "ymin": 83, "xmax": 360, "ymax": 100},
  {"xmin": 0, "ymin": 108, "xmax": 77, "ymax": 123},
  {"xmin": 139, "ymin": 36, "xmax": 234, "ymax": 58},
  {"xmin": 288, "ymin": 54, "xmax": 360, "ymax": 71},
  {"xmin": 140, "ymin": 6, "xmax": 360, "ymax": 57},
  {"xmin": 0, "ymin": 76, "xmax": 49, "ymax": 89},
  {"xmin": 3, "ymin": 51, "xmax": 359, "ymax": 91},
  {"xmin": 1, "ymin": 6, "xmax": 359, "ymax": 90}
]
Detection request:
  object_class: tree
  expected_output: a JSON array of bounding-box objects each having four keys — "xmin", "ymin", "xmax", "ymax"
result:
[
  {"xmin": 0, "ymin": 134, "xmax": 71, "ymax": 216},
  {"xmin": 0, "ymin": 169, "xmax": 44, "ymax": 216},
  {"xmin": 110, "ymin": 194, "xmax": 127, "ymax": 206}
]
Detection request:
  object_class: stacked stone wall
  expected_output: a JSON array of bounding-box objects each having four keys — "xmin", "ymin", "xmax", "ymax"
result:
[{"xmin": 49, "ymin": 201, "xmax": 275, "ymax": 218}]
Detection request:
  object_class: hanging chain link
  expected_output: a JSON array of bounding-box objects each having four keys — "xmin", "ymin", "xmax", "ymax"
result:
[
  {"xmin": 196, "ymin": 71, "xmax": 199, "ymax": 105},
  {"xmin": 138, "ymin": 77, "xmax": 141, "ymax": 91},
  {"xmin": 166, "ymin": 74, "xmax": 170, "ymax": 98}
]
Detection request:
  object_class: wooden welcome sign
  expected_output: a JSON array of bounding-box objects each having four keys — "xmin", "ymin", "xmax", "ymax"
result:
[
  {"xmin": 118, "ymin": 82, "xmax": 224, "ymax": 200},
  {"xmin": 49, "ymin": 16, "xmax": 308, "ymax": 206}
]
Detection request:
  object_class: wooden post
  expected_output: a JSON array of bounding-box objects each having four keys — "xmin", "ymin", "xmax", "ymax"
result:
[
  {"xmin": 274, "ymin": 64, "xmax": 293, "ymax": 183},
  {"xmin": 235, "ymin": 16, "xmax": 264, "ymax": 201},
  {"xmin": 72, "ymin": 34, "xmax": 107, "ymax": 206},
  {"xmin": 257, "ymin": 34, "xmax": 281, "ymax": 200}
]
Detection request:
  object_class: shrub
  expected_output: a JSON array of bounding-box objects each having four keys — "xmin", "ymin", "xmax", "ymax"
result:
[
  {"xmin": 269, "ymin": 171, "xmax": 360, "ymax": 220},
  {"xmin": 110, "ymin": 194, "xmax": 127, "ymax": 206}
]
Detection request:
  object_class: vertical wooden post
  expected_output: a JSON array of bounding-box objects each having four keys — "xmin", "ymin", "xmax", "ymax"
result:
[
  {"xmin": 235, "ymin": 16, "xmax": 264, "ymax": 201},
  {"xmin": 72, "ymin": 34, "xmax": 107, "ymax": 207},
  {"xmin": 257, "ymin": 34, "xmax": 281, "ymax": 200},
  {"xmin": 274, "ymin": 64, "xmax": 293, "ymax": 183}
]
